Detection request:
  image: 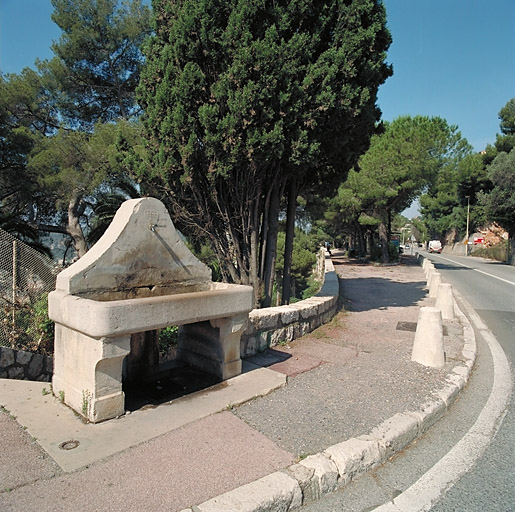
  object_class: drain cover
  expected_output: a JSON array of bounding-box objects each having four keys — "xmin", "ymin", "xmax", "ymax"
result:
[
  {"xmin": 59, "ymin": 439, "xmax": 80, "ymax": 450},
  {"xmin": 396, "ymin": 321, "xmax": 448, "ymax": 335},
  {"xmin": 396, "ymin": 321, "xmax": 417, "ymax": 332}
]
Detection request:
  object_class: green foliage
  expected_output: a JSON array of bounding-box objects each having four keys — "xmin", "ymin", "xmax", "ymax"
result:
[
  {"xmin": 356, "ymin": 116, "xmax": 470, "ymax": 216},
  {"xmin": 196, "ymin": 244, "xmax": 223, "ymax": 282},
  {"xmin": 3, "ymin": 292, "xmax": 54, "ymax": 355},
  {"xmin": 479, "ymin": 149, "xmax": 515, "ymax": 235},
  {"xmin": 471, "ymin": 241, "xmax": 509, "ymax": 262},
  {"xmin": 498, "ymin": 98, "xmax": 515, "ymax": 136},
  {"xmin": 48, "ymin": 0, "xmax": 152, "ymax": 127},
  {"xmin": 419, "ymin": 152, "xmax": 487, "ymax": 240},
  {"xmin": 325, "ymin": 115, "xmax": 471, "ymax": 261},
  {"xmin": 1, "ymin": 1, "xmax": 150, "ymax": 257},
  {"xmin": 419, "ymin": 99, "xmax": 515, "ymax": 242},
  {"xmin": 138, "ymin": 0, "xmax": 391, "ymax": 298},
  {"xmin": 275, "ymin": 229, "xmax": 319, "ymax": 301},
  {"xmin": 158, "ymin": 325, "xmax": 179, "ymax": 360},
  {"xmin": 0, "ymin": 71, "xmax": 56, "ymax": 249}
]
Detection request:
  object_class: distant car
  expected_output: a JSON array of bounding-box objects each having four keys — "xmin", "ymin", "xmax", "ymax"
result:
[{"xmin": 428, "ymin": 240, "xmax": 442, "ymax": 253}]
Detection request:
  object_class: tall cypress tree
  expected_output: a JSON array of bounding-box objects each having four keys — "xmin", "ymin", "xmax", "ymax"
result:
[{"xmin": 138, "ymin": 0, "xmax": 392, "ymax": 305}]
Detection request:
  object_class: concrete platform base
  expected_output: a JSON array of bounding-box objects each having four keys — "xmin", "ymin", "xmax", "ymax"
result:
[{"xmin": 0, "ymin": 362, "xmax": 286, "ymax": 473}]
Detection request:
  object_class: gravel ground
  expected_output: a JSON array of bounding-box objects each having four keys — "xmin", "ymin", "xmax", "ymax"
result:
[
  {"xmin": 0, "ymin": 408, "xmax": 60, "ymax": 492},
  {"xmin": 234, "ymin": 254, "xmax": 466, "ymax": 456}
]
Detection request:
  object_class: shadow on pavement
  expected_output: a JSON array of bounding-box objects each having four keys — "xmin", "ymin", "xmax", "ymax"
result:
[
  {"xmin": 340, "ymin": 277, "xmax": 427, "ymax": 312},
  {"xmin": 433, "ymin": 263, "xmax": 470, "ymax": 271},
  {"xmin": 244, "ymin": 348, "xmax": 292, "ymax": 368}
]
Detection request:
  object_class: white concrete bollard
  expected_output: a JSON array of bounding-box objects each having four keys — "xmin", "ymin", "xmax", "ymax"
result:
[
  {"xmin": 426, "ymin": 268, "xmax": 436, "ymax": 289},
  {"xmin": 411, "ymin": 307, "xmax": 445, "ymax": 368},
  {"xmin": 435, "ymin": 283, "xmax": 454, "ymax": 320},
  {"xmin": 422, "ymin": 258, "xmax": 429, "ymax": 271},
  {"xmin": 429, "ymin": 272, "xmax": 442, "ymax": 298}
]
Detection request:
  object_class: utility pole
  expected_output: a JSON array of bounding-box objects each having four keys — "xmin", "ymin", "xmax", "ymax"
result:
[{"xmin": 465, "ymin": 195, "xmax": 470, "ymax": 256}]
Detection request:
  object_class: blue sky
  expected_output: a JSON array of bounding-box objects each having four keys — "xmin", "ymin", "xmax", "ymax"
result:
[{"xmin": 0, "ymin": 0, "xmax": 513, "ymax": 154}]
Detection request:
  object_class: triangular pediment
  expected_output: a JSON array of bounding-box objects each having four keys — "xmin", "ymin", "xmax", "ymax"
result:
[{"xmin": 56, "ymin": 198, "xmax": 212, "ymax": 300}]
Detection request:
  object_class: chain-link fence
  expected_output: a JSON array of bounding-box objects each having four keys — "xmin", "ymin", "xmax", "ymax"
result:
[{"xmin": 0, "ymin": 228, "xmax": 59, "ymax": 354}]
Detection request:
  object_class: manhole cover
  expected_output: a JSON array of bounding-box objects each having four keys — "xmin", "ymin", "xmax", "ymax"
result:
[{"xmin": 59, "ymin": 439, "xmax": 80, "ymax": 450}]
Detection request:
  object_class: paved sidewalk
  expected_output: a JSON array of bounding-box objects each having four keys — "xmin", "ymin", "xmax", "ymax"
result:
[{"xmin": 0, "ymin": 253, "xmax": 473, "ymax": 511}]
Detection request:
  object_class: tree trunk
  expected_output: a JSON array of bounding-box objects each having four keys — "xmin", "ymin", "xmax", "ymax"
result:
[
  {"xmin": 378, "ymin": 220, "xmax": 390, "ymax": 263},
  {"xmin": 367, "ymin": 231, "xmax": 374, "ymax": 257},
  {"xmin": 262, "ymin": 184, "xmax": 280, "ymax": 308},
  {"xmin": 281, "ymin": 177, "xmax": 297, "ymax": 305},
  {"xmin": 249, "ymin": 193, "xmax": 261, "ymax": 308},
  {"xmin": 68, "ymin": 192, "xmax": 88, "ymax": 258}
]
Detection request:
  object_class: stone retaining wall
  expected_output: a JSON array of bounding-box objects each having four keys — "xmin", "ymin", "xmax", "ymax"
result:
[
  {"xmin": 1, "ymin": 251, "xmax": 339, "ymax": 381},
  {"xmin": 0, "ymin": 347, "xmax": 53, "ymax": 382},
  {"xmin": 241, "ymin": 252, "xmax": 339, "ymax": 358}
]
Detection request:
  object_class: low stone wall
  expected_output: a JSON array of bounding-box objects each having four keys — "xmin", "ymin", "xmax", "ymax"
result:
[
  {"xmin": 0, "ymin": 347, "xmax": 53, "ymax": 382},
  {"xmin": 1, "ymin": 252, "xmax": 339, "ymax": 381},
  {"xmin": 241, "ymin": 253, "xmax": 339, "ymax": 358}
]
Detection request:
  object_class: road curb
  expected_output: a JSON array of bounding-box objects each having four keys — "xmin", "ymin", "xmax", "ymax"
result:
[{"xmin": 180, "ymin": 263, "xmax": 477, "ymax": 512}]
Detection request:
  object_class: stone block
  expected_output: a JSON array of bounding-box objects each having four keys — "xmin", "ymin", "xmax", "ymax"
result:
[
  {"xmin": 28, "ymin": 354, "xmax": 44, "ymax": 379},
  {"xmin": 446, "ymin": 372, "xmax": 466, "ymax": 391},
  {"xmin": 241, "ymin": 335, "xmax": 257, "ymax": 358},
  {"xmin": 270, "ymin": 327, "xmax": 287, "ymax": 346},
  {"xmin": 257, "ymin": 331, "xmax": 270, "ymax": 352},
  {"xmin": 280, "ymin": 305, "xmax": 300, "ymax": 324},
  {"xmin": 435, "ymin": 382, "xmax": 460, "ymax": 407},
  {"xmin": 55, "ymin": 197, "xmax": 212, "ymax": 298},
  {"xmin": 409, "ymin": 399, "xmax": 446, "ymax": 433},
  {"xmin": 452, "ymin": 365, "xmax": 470, "ymax": 380},
  {"xmin": 16, "ymin": 350, "xmax": 32, "ymax": 365},
  {"xmin": 8, "ymin": 366, "xmax": 24, "ymax": 379},
  {"xmin": 250, "ymin": 309, "xmax": 282, "ymax": 330},
  {"xmin": 369, "ymin": 413, "xmax": 420, "ymax": 460},
  {"xmin": 44, "ymin": 355, "xmax": 54, "ymax": 373},
  {"xmin": 411, "ymin": 307, "xmax": 445, "ymax": 368},
  {"xmin": 197, "ymin": 471, "xmax": 302, "ymax": 512},
  {"xmin": 284, "ymin": 463, "xmax": 317, "ymax": 504},
  {"xmin": 299, "ymin": 302, "xmax": 319, "ymax": 320},
  {"xmin": 325, "ymin": 437, "xmax": 382, "ymax": 485},
  {"xmin": 0, "ymin": 347, "xmax": 15, "ymax": 368},
  {"xmin": 299, "ymin": 453, "xmax": 339, "ymax": 497}
]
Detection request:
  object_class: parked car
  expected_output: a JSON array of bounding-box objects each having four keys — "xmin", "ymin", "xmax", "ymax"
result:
[{"xmin": 428, "ymin": 240, "xmax": 442, "ymax": 253}]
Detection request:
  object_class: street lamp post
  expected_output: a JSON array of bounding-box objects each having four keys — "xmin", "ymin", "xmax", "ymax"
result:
[{"xmin": 465, "ymin": 195, "xmax": 470, "ymax": 256}]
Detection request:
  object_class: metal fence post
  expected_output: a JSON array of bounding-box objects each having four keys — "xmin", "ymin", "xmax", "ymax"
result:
[{"xmin": 12, "ymin": 240, "xmax": 17, "ymax": 345}]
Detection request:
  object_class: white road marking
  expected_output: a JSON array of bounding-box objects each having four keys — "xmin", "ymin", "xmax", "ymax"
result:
[
  {"xmin": 432, "ymin": 254, "xmax": 515, "ymax": 287},
  {"xmin": 372, "ymin": 291, "xmax": 513, "ymax": 512}
]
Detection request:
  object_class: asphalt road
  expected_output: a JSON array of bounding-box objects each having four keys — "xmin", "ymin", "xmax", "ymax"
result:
[
  {"xmin": 300, "ymin": 252, "xmax": 514, "ymax": 512},
  {"xmin": 422, "ymin": 252, "xmax": 514, "ymax": 512}
]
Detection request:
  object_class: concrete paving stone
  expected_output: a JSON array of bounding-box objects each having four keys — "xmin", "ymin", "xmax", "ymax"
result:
[
  {"xmin": 0, "ymin": 412, "xmax": 294, "ymax": 512},
  {"xmin": 0, "ymin": 409, "xmax": 60, "ymax": 492}
]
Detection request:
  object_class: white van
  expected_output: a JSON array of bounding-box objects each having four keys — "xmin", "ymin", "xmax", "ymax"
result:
[{"xmin": 428, "ymin": 240, "xmax": 442, "ymax": 253}]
